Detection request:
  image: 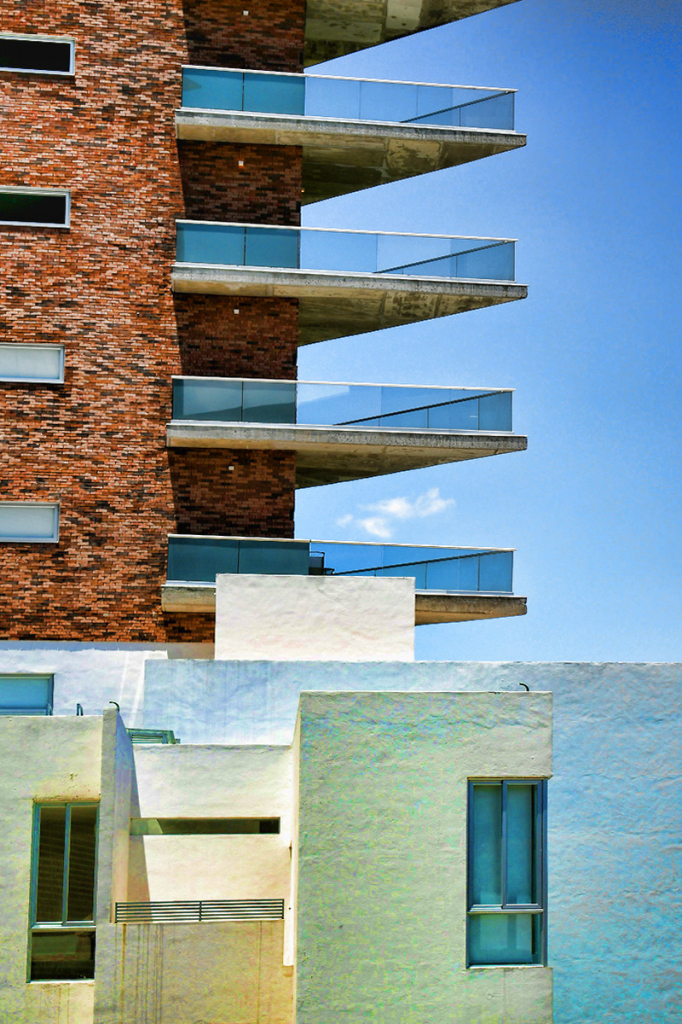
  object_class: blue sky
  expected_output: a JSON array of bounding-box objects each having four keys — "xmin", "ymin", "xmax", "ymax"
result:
[{"xmin": 295, "ymin": 0, "xmax": 682, "ymax": 662}]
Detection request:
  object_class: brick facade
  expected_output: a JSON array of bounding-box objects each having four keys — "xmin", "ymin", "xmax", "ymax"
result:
[{"xmin": 0, "ymin": 0, "xmax": 305, "ymax": 641}]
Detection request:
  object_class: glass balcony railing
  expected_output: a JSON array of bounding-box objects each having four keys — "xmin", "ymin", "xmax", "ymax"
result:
[
  {"xmin": 176, "ymin": 224, "xmax": 516, "ymax": 282},
  {"xmin": 166, "ymin": 536, "xmax": 514, "ymax": 594},
  {"xmin": 181, "ymin": 66, "xmax": 516, "ymax": 132},
  {"xmin": 171, "ymin": 378, "xmax": 514, "ymax": 432}
]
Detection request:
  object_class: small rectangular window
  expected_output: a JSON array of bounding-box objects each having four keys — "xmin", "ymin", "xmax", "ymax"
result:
[
  {"xmin": 0, "ymin": 34, "xmax": 74, "ymax": 76},
  {"xmin": 130, "ymin": 817, "xmax": 280, "ymax": 835},
  {"xmin": 0, "ymin": 343, "xmax": 64, "ymax": 383},
  {"xmin": 467, "ymin": 780, "xmax": 547, "ymax": 967},
  {"xmin": 0, "ymin": 503, "xmax": 59, "ymax": 543},
  {"xmin": 30, "ymin": 803, "xmax": 98, "ymax": 982},
  {"xmin": 0, "ymin": 188, "xmax": 70, "ymax": 228},
  {"xmin": 0, "ymin": 674, "xmax": 53, "ymax": 715}
]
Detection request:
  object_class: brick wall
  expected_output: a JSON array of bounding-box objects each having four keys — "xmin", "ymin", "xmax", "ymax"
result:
[{"xmin": 0, "ymin": 0, "xmax": 305, "ymax": 641}]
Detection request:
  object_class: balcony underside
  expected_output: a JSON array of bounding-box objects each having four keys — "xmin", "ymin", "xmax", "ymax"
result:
[
  {"xmin": 161, "ymin": 583, "xmax": 527, "ymax": 624},
  {"xmin": 304, "ymin": 0, "xmax": 521, "ymax": 64},
  {"xmin": 175, "ymin": 111, "xmax": 526, "ymax": 203},
  {"xmin": 172, "ymin": 265, "xmax": 527, "ymax": 344},
  {"xmin": 166, "ymin": 422, "xmax": 527, "ymax": 488}
]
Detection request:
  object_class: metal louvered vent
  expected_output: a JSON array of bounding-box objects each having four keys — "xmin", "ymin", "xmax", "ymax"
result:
[{"xmin": 115, "ymin": 899, "xmax": 284, "ymax": 923}]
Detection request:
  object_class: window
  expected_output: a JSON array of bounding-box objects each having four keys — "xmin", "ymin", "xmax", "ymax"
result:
[
  {"xmin": 0, "ymin": 188, "xmax": 70, "ymax": 228},
  {"xmin": 0, "ymin": 675, "xmax": 53, "ymax": 715},
  {"xmin": 467, "ymin": 779, "xmax": 547, "ymax": 967},
  {"xmin": 0, "ymin": 343, "xmax": 64, "ymax": 383},
  {"xmin": 0, "ymin": 502, "xmax": 59, "ymax": 543},
  {"xmin": 130, "ymin": 817, "xmax": 280, "ymax": 835},
  {"xmin": 0, "ymin": 34, "xmax": 74, "ymax": 75},
  {"xmin": 29, "ymin": 803, "xmax": 98, "ymax": 981}
]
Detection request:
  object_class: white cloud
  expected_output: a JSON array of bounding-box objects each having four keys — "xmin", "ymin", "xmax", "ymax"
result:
[{"xmin": 335, "ymin": 488, "xmax": 455, "ymax": 540}]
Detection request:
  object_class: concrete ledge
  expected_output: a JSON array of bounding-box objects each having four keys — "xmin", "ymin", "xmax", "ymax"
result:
[
  {"xmin": 175, "ymin": 111, "xmax": 526, "ymax": 203},
  {"xmin": 171, "ymin": 264, "xmax": 527, "ymax": 344},
  {"xmin": 166, "ymin": 421, "xmax": 528, "ymax": 488},
  {"xmin": 305, "ymin": 0, "xmax": 521, "ymax": 64},
  {"xmin": 161, "ymin": 583, "xmax": 526, "ymax": 624}
]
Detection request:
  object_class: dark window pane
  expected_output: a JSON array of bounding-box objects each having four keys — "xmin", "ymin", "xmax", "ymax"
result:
[
  {"xmin": 471, "ymin": 785, "xmax": 502, "ymax": 905},
  {"xmin": 0, "ymin": 38, "xmax": 72, "ymax": 74},
  {"xmin": 66, "ymin": 806, "xmax": 97, "ymax": 922},
  {"xmin": 0, "ymin": 192, "xmax": 67, "ymax": 226},
  {"xmin": 30, "ymin": 930, "xmax": 95, "ymax": 981},
  {"xmin": 35, "ymin": 806, "xmax": 66, "ymax": 923}
]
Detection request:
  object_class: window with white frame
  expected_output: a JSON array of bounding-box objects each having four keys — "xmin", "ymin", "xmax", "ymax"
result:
[
  {"xmin": 29, "ymin": 803, "xmax": 98, "ymax": 981},
  {"xmin": 0, "ymin": 675, "xmax": 53, "ymax": 715},
  {"xmin": 0, "ymin": 34, "xmax": 74, "ymax": 75},
  {"xmin": 0, "ymin": 503, "xmax": 59, "ymax": 543},
  {"xmin": 0, "ymin": 343, "xmax": 64, "ymax": 383},
  {"xmin": 0, "ymin": 188, "xmax": 70, "ymax": 227},
  {"xmin": 467, "ymin": 779, "xmax": 547, "ymax": 966}
]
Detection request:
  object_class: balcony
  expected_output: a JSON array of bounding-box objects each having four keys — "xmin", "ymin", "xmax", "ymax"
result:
[
  {"xmin": 176, "ymin": 68, "xmax": 525, "ymax": 202},
  {"xmin": 167, "ymin": 377, "xmax": 526, "ymax": 487},
  {"xmin": 304, "ymin": 0, "xmax": 521, "ymax": 65},
  {"xmin": 173, "ymin": 224, "xmax": 526, "ymax": 344},
  {"xmin": 161, "ymin": 536, "xmax": 527, "ymax": 624}
]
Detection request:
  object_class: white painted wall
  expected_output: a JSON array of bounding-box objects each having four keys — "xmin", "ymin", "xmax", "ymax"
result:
[
  {"xmin": 215, "ymin": 574, "xmax": 415, "ymax": 661},
  {"xmin": 0, "ymin": 715, "xmax": 103, "ymax": 1024},
  {"xmin": 0, "ymin": 641, "xmax": 213, "ymax": 723},
  {"xmin": 295, "ymin": 691, "xmax": 553, "ymax": 1024}
]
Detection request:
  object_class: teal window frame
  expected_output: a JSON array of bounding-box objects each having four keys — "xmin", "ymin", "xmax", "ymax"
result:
[
  {"xmin": 467, "ymin": 779, "xmax": 547, "ymax": 967},
  {"xmin": 28, "ymin": 802, "xmax": 99, "ymax": 982}
]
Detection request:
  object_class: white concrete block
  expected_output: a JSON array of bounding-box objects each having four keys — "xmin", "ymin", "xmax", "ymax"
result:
[{"xmin": 215, "ymin": 574, "xmax": 414, "ymax": 661}]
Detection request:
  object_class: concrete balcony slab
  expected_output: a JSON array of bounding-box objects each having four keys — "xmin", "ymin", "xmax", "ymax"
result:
[
  {"xmin": 304, "ymin": 0, "xmax": 521, "ymax": 64},
  {"xmin": 171, "ymin": 264, "xmax": 527, "ymax": 345},
  {"xmin": 175, "ymin": 110, "xmax": 526, "ymax": 203},
  {"xmin": 161, "ymin": 583, "xmax": 527, "ymax": 624},
  {"xmin": 166, "ymin": 421, "xmax": 528, "ymax": 488}
]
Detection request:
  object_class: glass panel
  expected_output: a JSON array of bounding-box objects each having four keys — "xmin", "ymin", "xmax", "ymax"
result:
[
  {"xmin": 0, "ymin": 192, "xmax": 67, "ymax": 226},
  {"xmin": 35, "ymin": 806, "xmax": 66, "ymax": 923},
  {"xmin": 478, "ymin": 391, "xmax": 512, "ymax": 431},
  {"xmin": 506, "ymin": 785, "xmax": 535, "ymax": 905},
  {"xmin": 306, "ymin": 76, "xmax": 360, "ymax": 119},
  {"xmin": 243, "ymin": 71, "xmax": 305, "ymax": 114},
  {"xmin": 478, "ymin": 551, "xmax": 513, "ymax": 593},
  {"xmin": 0, "ymin": 38, "xmax": 72, "ymax": 74},
  {"xmin": 471, "ymin": 784, "xmax": 502, "ymax": 905},
  {"xmin": 456, "ymin": 241, "xmax": 514, "ymax": 281},
  {"xmin": 167, "ymin": 536, "xmax": 240, "ymax": 583},
  {"xmin": 437, "ymin": 397, "xmax": 480, "ymax": 430},
  {"xmin": 377, "ymin": 233, "xmax": 446, "ymax": 273},
  {"xmin": 300, "ymin": 229, "xmax": 377, "ymax": 273},
  {"xmin": 30, "ymin": 930, "xmax": 95, "ymax": 981},
  {"xmin": 0, "ymin": 675, "xmax": 52, "ymax": 712},
  {"xmin": 176, "ymin": 222, "xmax": 245, "ymax": 265},
  {"xmin": 182, "ymin": 67, "xmax": 243, "ymax": 110},
  {"xmin": 238, "ymin": 539, "xmax": 310, "ymax": 575},
  {"xmin": 359, "ymin": 81, "xmax": 417, "ymax": 123},
  {"xmin": 173, "ymin": 378, "xmax": 243, "ymax": 421},
  {"xmin": 66, "ymin": 806, "xmax": 97, "ymax": 922},
  {"xmin": 423, "ymin": 557, "xmax": 460, "ymax": 591},
  {"xmin": 0, "ymin": 503, "xmax": 57, "ymax": 542},
  {"xmin": 469, "ymin": 913, "xmax": 536, "ymax": 966},
  {"xmin": 457, "ymin": 554, "xmax": 480, "ymax": 592},
  {"xmin": 245, "ymin": 227, "xmax": 298, "ymax": 268},
  {"xmin": 0, "ymin": 344, "xmax": 63, "ymax": 382},
  {"xmin": 459, "ymin": 91, "xmax": 514, "ymax": 130},
  {"xmin": 242, "ymin": 380, "xmax": 296, "ymax": 423}
]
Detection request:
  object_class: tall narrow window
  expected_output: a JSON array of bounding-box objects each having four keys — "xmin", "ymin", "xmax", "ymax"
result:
[
  {"xmin": 0, "ymin": 34, "xmax": 74, "ymax": 75},
  {"xmin": 467, "ymin": 779, "xmax": 547, "ymax": 966},
  {"xmin": 30, "ymin": 803, "xmax": 98, "ymax": 981}
]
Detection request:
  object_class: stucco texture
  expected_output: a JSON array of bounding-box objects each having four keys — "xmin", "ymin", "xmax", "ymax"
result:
[{"xmin": 295, "ymin": 691, "xmax": 553, "ymax": 1024}]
